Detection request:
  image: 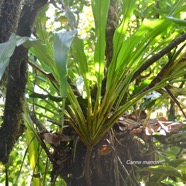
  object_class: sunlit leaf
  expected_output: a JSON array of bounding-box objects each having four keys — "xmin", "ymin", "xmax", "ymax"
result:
[
  {"xmin": 113, "ymin": 0, "xmax": 136, "ymax": 57},
  {"xmin": 167, "ymin": 16, "xmax": 186, "ymax": 26},
  {"xmin": 53, "ymin": 30, "xmax": 77, "ymax": 97},
  {"xmin": 24, "ymin": 111, "xmax": 44, "ymax": 186},
  {"xmin": 91, "ymin": 0, "xmax": 110, "ymax": 105}
]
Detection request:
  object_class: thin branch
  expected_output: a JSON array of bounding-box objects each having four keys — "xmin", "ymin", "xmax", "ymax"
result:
[
  {"xmin": 28, "ymin": 60, "xmax": 57, "ymax": 83},
  {"xmin": 165, "ymin": 86, "xmax": 186, "ymax": 119}
]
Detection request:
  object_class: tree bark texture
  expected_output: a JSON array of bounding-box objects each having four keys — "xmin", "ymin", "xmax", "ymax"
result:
[
  {"xmin": 105, "ymin": 0, "xmax": 118, "ymax": 65},
  {"xmin": 0, "ymin": 0, "xmax": 21, "ymax": 43},
  {"xmin": 0, "ymin": 0, "xmax": 48, "ymax": 164}
]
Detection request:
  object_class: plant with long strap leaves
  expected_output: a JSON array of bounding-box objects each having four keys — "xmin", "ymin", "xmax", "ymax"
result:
[{"xmin": 22, "ymin": 0, "xmax": 186, "ymax": 148}]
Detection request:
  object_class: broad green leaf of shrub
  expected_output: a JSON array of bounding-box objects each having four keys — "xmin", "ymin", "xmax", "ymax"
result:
[
  {"xmin": 0, "ymin": 34, "xmax": 17, "ymax": 80},
  {"xmin": 0, "ymin": 33, "xmax": 35, "ymax": 81}
]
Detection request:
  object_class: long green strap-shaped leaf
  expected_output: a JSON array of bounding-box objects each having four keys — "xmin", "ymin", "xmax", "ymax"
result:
[
  {"xmin": 30, "ymin": 40, "xmax": 57, "ymax": 76},
  {"xmin": 107, "ymin": 0, "xmax": 136, "ymax": 85},
  {"xmin": 53, "ymin": 30, "xmax": 77, "ymax": 97},
  {"xmin": 53, "ymin": 30, "xmax": 77, "ymax": 130},
  {"xmin": 71, "ymin": 37, "xmax": 92, "ymax": 117},
  {"xmin": 93, "ymin": 0, "xmax": 185, "ymax": 142},
  {"xmin": 101, "ymin": 19, "xmax": 172, "ymax": 121},
  {"xmin": 113, "ymin": 0, "xmax": 136, "ymax": 57},
  {"xmin": 91, "ymin": 0, "xmax": 110, "ymax": 110},
  {"xmin": 66, "ymin": 82, "xmax": 96, "ymax": 146},
  {"xmin": 24, "ymin": 109, "xmax": 44, "ymax": 186},
  {"xmin": 93, "ymin": 81, "xmax": 169, "ymax": 143}
]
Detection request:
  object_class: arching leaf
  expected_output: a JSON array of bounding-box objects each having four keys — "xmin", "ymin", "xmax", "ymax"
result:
[{"xmin": 53, "ymin": 30, "xmax": 77, "ymax": 97}]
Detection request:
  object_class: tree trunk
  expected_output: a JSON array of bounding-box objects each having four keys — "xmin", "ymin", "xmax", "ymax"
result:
[{"xmin": 0, "ymin": 0, "xmax": 48, "ymax": 164}]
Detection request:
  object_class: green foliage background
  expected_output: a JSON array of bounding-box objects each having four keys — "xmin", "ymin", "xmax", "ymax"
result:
[{"xmin": 0, "ymin": 0, "xmax": 186, "ymax": 185}]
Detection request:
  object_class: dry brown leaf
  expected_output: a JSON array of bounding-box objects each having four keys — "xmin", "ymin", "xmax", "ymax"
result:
[
  {"xmin": 157, "ymin": 119, "xmax": 183, "ymax": 133},
  {"xmin": 145, "ymin": 117, "xmax": 183, "ymax": 135},
  {"xmin": 119, "ymin": 119, "xmax": 139, "ymax": 130},
  {"xmin": 43, "ymin": 132, "xmax": 62, "ymax": 146},
  {"xmin": 145, "ymin": 124, "xmax": 161, "ymax": 135}
]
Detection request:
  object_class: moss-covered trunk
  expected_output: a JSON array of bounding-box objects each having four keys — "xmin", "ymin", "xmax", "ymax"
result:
[{"xmin": 0, "ymin": 0, "xmax": 48, "ymax": 164}]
